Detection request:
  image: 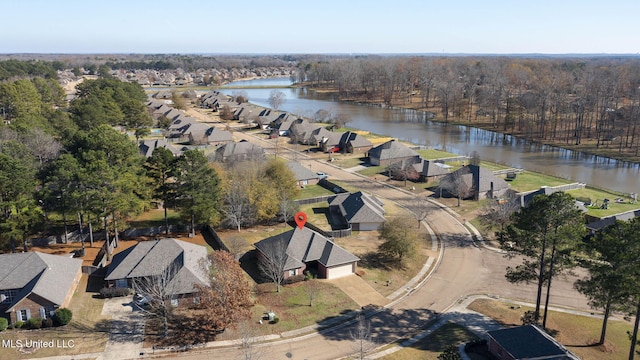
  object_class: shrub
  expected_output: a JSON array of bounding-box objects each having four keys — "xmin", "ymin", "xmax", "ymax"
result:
[
  {"xmin": 27, "ymin": 317, "xmax": 42, "ymax": 330},
  {"xmin": 0, "ymin": 318, "xmax": 7, "ymax": 331},
  {"xmin": 53, "ymin": 308, "xmax": 72, "ymax": 326},
  {"xmin": 42, "ymin": 318, "xmax": 54, "ymax": 328},
  {"xmin": 100, "ymin": 287, "xmax": 132, "ymax": 298},
  {"xmin": 14, "ymin": 321, "xmax": 24, "ymax": 329}
]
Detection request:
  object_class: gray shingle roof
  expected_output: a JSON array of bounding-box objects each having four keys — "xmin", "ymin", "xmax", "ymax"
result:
[
  {"xmin": 0, "ymin": 252, "xmax": 82, "ymax": 312},
  {"xmin": 329, "ymin": 191, "xmax": 386, "ymax": 224},
  {"xmin": 369, "ymin": 140, "xmax": 419, "ymax": 161},
  {"xmin": 105, "ymin": 239, "xmax": 208, "ymax": 295},
  {"xmin": 254, "ymin": 227, "xmax": 359, "ymax": 269},
  {"xmin": 215, "ymin": 140, "xmax": 265, "ymax": 161},
  {"xmin": 487, "ymin": 325, "xmax": 579, "ymax": 359},
  {"xmin": 412, "ymin": 159, "xmax": 450, "ymax": 177},
  {"xmin": 285, "ymin": 161, "xmax": 319, "ymax": 182},
  {"xmin": 139, "ymin": 138, "xmax": 181, "ymax": 157}
]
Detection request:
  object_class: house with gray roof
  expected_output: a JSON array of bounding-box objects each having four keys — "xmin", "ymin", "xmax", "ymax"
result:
[
  {"xmin": 286, "ymin": 161, "xmax": 320, "ymax": 187},
  {"xmin": 487, "ymin": 325, "xmax": 579, "ymax": 360},
  {"xmin": 586, "ymin": 209, "xmax": 640, "ymax": 232},
  {"xmin": 412, "ymin": 159, "xmax": 450, "ymax": 181},
  {"xmin": 329, "ymin": 191, "xmax": 386, "ymax": 231},
  {"xmin": 440, "ymin": 164, "xmax": 510, "ymax": 200},
  {"xmin": 368, "ymin": 140, "xmax": 420, "ymax": 166},
  {"xmin": 139, "ymin": 138, "xmax": 182, "ymax": 158},
  {"xmin": 289, "ymin": 119, "xmax": 321, "ymax": 144},
  {"xmin": 0, "ymin": 252, "xmax": 82, "ymax": 324},
  {"xmin": 213, "ymin": 140, "xmax": 265, "ymax": 163},
  {"xmin": 340, "ymin": 131, "xmax": 373, "ymax": 154},
  {"xmin": 104, "ymin": 239, "xmax": 208, "ymax": 305},
  {"xmin": 254, "ymin": 227, "xmax": 359, "ymax": 279}
]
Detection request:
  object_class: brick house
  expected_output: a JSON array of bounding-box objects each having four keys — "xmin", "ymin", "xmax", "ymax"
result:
[
  {"xmin": 104, "ymin": 238, "xmax": 208, "ymax": 307},
  {"xmin": 0, "ymin": 252, "xmax": 82, "ymax": 324}
]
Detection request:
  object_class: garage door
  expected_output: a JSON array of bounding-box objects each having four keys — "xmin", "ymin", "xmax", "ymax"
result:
[{"xmin": 327, "ymin": 263, "xmax": 354, "ymax": 279}]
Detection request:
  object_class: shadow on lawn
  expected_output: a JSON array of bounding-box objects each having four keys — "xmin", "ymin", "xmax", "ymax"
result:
[{"xmin": 318, "ymin": 307, "xmax": 436, "ymax": 346}]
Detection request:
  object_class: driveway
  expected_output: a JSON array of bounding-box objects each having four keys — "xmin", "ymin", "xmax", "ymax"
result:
[
  {"xmin": 328, "ymin": 275, "xmax": 389, "ymax": 307},
  {"xmin": 97, "ymin": 295, "xmax": 146, "ymax": 360}
]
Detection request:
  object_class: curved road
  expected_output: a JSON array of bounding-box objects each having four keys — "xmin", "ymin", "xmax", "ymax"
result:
[{"xmin": 167, "ymin": 123, "xmax": 589, "ymax": 360}]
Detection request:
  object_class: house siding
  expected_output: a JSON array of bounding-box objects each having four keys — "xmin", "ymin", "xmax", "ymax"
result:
[{"xmin": 8, "ymin": 294, "xmax": 57, "ymax": 324}]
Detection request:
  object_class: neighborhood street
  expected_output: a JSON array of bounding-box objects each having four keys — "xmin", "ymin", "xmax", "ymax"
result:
[{"xmin": 157, "ymin": 127, "xmax": 590, "ymax": 360}]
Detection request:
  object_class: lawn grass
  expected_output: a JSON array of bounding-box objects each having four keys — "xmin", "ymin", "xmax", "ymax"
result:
[
  {"xmin": 0, "ymin": 275, "xmax": 108, "ymax": 360},
  {"xmin": 298, "ymin": 203, "xmax": 332, "ymax": 231},
  {"xmin": 382, "ymin": 323, "xmax": 481, "ymax": 360},
  {"xmin": 569, "ymin": 186, "xmax": 640, "ymax": 218},
  {"xmin": 467, "ymin": 298, "xmax": 634, "ymax": 360},
  {"xmin": 127, "ymin": 208, "xmax": 181, "ymax": 228},
  {"xmin": 332, "ymin": 156, "xmax": 366, "ymax": 169},
  {"xmin": 296, "ymin": 184, "xmax": 335, "ymax": 199},
  {"xmin": 416, "ymin": 148, "xmax": 456, "ymax": 160},
  {"xmin": 357, "ymin": 165, "xmax": 386, "ymax": 177},
  {"xmin": 245, "ymin": 281, "xmax": 360, "ymax": 335},
  {"xmin": 504, "ymin": 171, "xmax": 573, "ymax": 192}
]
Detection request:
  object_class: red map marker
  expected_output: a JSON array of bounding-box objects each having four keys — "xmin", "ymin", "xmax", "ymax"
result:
[{"xmin": 294, "ymin": 212, "xmax": 307, "ymax": 229}]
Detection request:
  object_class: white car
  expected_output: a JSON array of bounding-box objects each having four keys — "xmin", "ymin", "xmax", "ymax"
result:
[
  {"xmin": 134, "ymin": 294, "xmax": 149, "ymax": 308},
  {"xmin": 316, "ymin": 172, "xmax": 328, "ymax": 179}
]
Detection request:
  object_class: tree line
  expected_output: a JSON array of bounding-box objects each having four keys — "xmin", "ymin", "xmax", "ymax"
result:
[
  {"xmin": 0, "ymin": 71, "xmax": 298, "ymax": 253},
  {"xmin": 294, "ymin": 56, "xmax": 640, "ymax": 161}
]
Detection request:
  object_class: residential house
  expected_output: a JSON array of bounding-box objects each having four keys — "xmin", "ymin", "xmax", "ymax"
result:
[
  {"xmin": 213, "ymin": 140, "xmax": 265, "ymax": 163},
  {"xmin": 440, "ymin": 164, "xmax": 510, "ymax": 200},
  {"xmin": 153, "ymin": 90, "xmax": 173, "ymax": 99},
  {"xmin": 368, "ymin": 140, "xmax": 420, "ymax": 166},
  {"xmin": 309, "ymin": 127, "xmax": 335, "ymax": 148},
  {"xmin": 0, "ymin": 252, "xmax": 82, "ymax": 324},
  {"xmin": 340, "ymin": 131, "xmax": 373, "ymax": 153},
  {"xmin": 329, "ymin": 191, "xmax": 386, "ymax": 231},
  {"xmin": 184, "ymin": 123, "xmax": 232, "ymax": 146},
  {"xmin": 412, "ymin": 159, "xmax": 450, "ymax": 182},
  {"xmin": 104, "ymin": 238, "xmax": 208, "ymax": 306},
  {"xmin": 286, "ymin": 161, "xmax": 320, "ymax": 187},
  {"xmin": 586, "ymin": 209, "xmax": 640, "ymax": 233},
  {"xmin": 138, "ymin": 138, "xmax": 181, "ymax": 158},
  {"xmin": 254, "ymin": 227, "xmax": 359, "ymax": 279},
  {"xmin": 289, "ymin": 119, "xmax": 321, "ymax": 144},
  {"xmin": 487, "ymin": 325, "xmax": 579, "ymax": 360},
  {"xmin": 318, "ymin": 131, "xmax": 344, "ymax": 153}
]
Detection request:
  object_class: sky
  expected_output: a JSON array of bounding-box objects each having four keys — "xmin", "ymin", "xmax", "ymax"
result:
[{"xmin": 2, "ymin": 0, "xmax": 640, "ymax": 55}]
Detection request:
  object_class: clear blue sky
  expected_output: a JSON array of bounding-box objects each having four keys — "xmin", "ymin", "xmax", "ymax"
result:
[{"xmin": 3, "ymin": 0, "xmax": 639, "ymax": 54}]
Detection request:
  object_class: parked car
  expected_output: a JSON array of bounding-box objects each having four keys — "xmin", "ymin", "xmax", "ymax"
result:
[
  {"xmin": 316, "ymin": 172, "xmax": 329, "ymax": 179},
  {"xmin": 134, "ymin": 294, "xmax": 149, "ymax": 308}
]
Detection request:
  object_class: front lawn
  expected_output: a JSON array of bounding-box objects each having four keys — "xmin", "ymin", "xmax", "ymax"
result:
[
  {"xmin": 468, "ymin": 298, "xmax": 634, "ymax": 360},
  {"xmin": 296, "ymin": 184, "xmax": 335, "ymax": 199},
  {"xmin": 416, "ymin": 148, "xmax": 456, "ymax": 160},
  {"xmin": 382, "ymin": 323, "xmax": 481, "ymax": 360}
]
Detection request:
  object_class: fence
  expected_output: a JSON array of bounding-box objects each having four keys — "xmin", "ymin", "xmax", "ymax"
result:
[
  {"xmin": 295, "ymin": 195, "xmax": 333, "ymax": 206},
  {"xmin": 202, "ymin": 225, "xmax": 229, "ymax": 252},
  {"xmin": 318, "ymin": 179, "xmax": 347, "ymax": 194}
]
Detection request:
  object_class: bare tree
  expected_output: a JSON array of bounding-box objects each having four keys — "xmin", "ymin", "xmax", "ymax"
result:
[
  {"xmin": 306, "ymin": 276, "xmax": 318, "ymax": 306},
  {"xmin": 238, "ymin": 321, "xmax": 262, "ymax": 360},
  {"xmin": 386, "ymin": 159, "xmax": 419, "ymax": 186},
  {"xmin": 22, "ymin": 127, "xmax": 62, "ymax": 168},
  {"xmin": 477, "ymin": 193, "xmax": 520, "ymax": 242},
  {"xmin": 350, "ymin": 314, "xmax": 373, "ymax": 360},
  {"xmin": 257, "ymin": 238, "xmax": 288, "ymax": 292},
  {"xmin": 412, "ymin": 196, "xmax": 431, "ymax": 228},
  {"xmin": 268, "ymin": 90, "xmax": 286, "ymax": 110},
  {"xmin": 222, "ymin": 180, "xmax": 252, "ymax": 232},
  {"xmin": 438, "ymin": 170, "xmax": 471, "ymax": 207},
  {"xmin": 131, "ymin": 259, "xmax": 182, "ymax": 338}
]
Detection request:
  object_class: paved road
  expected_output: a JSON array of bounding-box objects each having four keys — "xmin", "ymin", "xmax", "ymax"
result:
[{"xmin": 157, "ymin": 129, "xmax": 590, "ymax": 360}]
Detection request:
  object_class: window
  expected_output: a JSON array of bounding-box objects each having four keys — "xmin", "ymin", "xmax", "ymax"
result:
[
  {"xmin": 0, "ymin": 289, "xmax": 17, "ymax": 304},
  {"xmin": 171, "ymin": 295, "xmax": 178, "ymax": 307},
  {"xmin": 17, "ymin": 309, "xmax": 30, "ymax": 322},
  {"xmin": 115, "ymin": 279, "xmax": 128, "ymax": 288},
  {"xmin": 39, "ymin": 307, "xmax": 54, "ymax": 319},
  {"xmin": 289, "ymin": 269, "xmax": 296, "ymax": 276}
]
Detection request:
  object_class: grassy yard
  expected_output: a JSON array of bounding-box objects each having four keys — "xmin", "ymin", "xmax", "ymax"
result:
[
  {"xmin": 569, "ymin": 186, "xmax": 640, "ymax": 218},
  {"xmin": 382, "ymin": 323, "xmax": 481, "ymax": 360},
  {"xmin": 127, "ymin": 208, "xmax": 181, "ymax": 228},
  {"xmin": 296, "ymin": 184, "xmax": 335, "ymax": 199},
  {"xmin": 357, "ymin": 165, "xmax": 386, "ymax": 177},
  {"xmin": 468, "ymin": 298, "xmax": 634, "ymax": 360},
  {"xmin": 0, "ymin": 275, "xmax": 108, "ymax": 360},
  {"xmin": 298, "ymin": 203, "xmax": 333, "ymax": 231},
  {"xmin": 500, "ymin": 171, "xmax": 573, "ymax": 193},
  {"xmin": 215, "ymin": 281, "xmax": 360, "ymax": 339},
  {"xmin": 332, "ymin": 156, "xmax": 366, "ymax": 169},
  {"xmin": 416, "ymin": 148, "xmax": 456, "ymax": 160}
]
